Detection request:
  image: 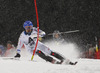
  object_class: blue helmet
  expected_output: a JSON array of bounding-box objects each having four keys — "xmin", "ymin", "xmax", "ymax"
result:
[{"xmin": 23, "ymin": 21, "xmax": 33, "ymax": 29}]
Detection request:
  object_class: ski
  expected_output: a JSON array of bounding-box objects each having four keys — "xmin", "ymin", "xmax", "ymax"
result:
[{"xmin": 0, "ymin": 57, "xmax": 20, "ymax": 60}]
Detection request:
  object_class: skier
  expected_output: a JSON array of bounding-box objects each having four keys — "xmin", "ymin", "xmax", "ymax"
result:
[
  {"xmin": 53, "ymin": 30, "xmax": 64, "ymax": 45},
  {"xmin": 5, "ymin": 41, "xmax": 16, "ymax": 57},
  {"xmin": 14, "ymin": 21, "xmax": 77, "ymax": 65}
]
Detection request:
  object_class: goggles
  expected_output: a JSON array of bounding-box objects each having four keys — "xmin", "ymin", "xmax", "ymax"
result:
[{"xmin": 25, "ymin": 26, "xmax": 33, "ymax": 30}]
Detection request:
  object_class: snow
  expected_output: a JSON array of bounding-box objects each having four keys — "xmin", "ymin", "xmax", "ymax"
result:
[
  {"xmin": 0, "ymin": 58, "xmax": 100, "ymax": 73},
  {"xmin": 0, "ymin": 41, "xmax": 100, "ymax": 73},
  {"xmin": 44, "ymin": 41, "xmax": 80, "ymax": 59}
]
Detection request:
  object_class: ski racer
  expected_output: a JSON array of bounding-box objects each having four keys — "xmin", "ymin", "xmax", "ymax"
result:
[
  {"xmin": 14, "ymin": 21, "xmax": 77, "ymax": 65},
  {"xmin": 53, "ymin": 30, "xmax": 64, "ymax": 45}
]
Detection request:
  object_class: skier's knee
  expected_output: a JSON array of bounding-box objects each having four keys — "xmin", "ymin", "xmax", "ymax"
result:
[
  {"xmin": 36, "ymin": 50, "xmax": 53, "ymax": 62},
  {"xmin": 50, "ymin": 52, "xmax": 64, "ymax": 60},
  {"xmin": 36, "ymin": 50, "xmax": 42, "ymax": 54},
  {"xmin": 51, "ymin": 52, "xmax": 55, "ymax": 56},
  {"xmin": 36, "ymin": 50, "xmax": 46, "ymax": 59}
]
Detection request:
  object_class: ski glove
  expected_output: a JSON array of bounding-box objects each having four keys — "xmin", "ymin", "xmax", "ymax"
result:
[
  {"xmin": 14, "ymin": 53, "xmax": 21, "ymax": 58},
  {"xmin": 40, "ymin": 32, "xmax": 46, "ymax": 37}
]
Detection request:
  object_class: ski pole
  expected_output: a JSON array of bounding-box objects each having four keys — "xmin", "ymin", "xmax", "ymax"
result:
[{"xmin": 48, "ymin": 30, "xmax": 79, "ymax": 35}]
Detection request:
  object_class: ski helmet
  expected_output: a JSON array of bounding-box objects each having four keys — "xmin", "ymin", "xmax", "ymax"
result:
[{"xmin": 23, "ymin": 21, "xmax": 33, "ymax": 29}]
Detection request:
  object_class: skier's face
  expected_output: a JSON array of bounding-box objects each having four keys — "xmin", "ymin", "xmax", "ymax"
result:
[
  {"xmin": 7, "ymin": 44, "xmax": 12, "ymax": 49},
  {"xmin": 25, "ymin": 26, "xmax": 32, "ymax": 33},
  {"xmin": 54, "ymin": 34, "xmax": 59, "ymax": 39}
]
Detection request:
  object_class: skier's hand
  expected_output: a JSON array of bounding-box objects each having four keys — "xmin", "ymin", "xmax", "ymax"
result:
[
  {"xmin": 40, "ymin": 32, "xmax": 46, "ymax": 37},
  {"xmin": 14, "ymin": 53, "xmax": 21, "ymax": 58}
]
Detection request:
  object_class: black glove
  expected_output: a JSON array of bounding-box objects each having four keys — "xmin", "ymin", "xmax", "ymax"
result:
[{"xmin": 14, "ymin": 53, "xmax": 21, "ymax": 58}]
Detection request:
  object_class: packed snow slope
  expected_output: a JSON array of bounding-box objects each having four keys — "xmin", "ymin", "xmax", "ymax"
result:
[
  {"xmin": 0, "ymin": 41, "xmax": 100, "ymax": 73},
  {"xmin": 0, "ymin": 58, "xmax": 100, "ymax": 73}
]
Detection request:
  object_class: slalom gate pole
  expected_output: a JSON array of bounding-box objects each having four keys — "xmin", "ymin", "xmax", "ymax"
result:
[{"xmin": 31, "ymin": 0, "xmax": 39, "ymax": 61}]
